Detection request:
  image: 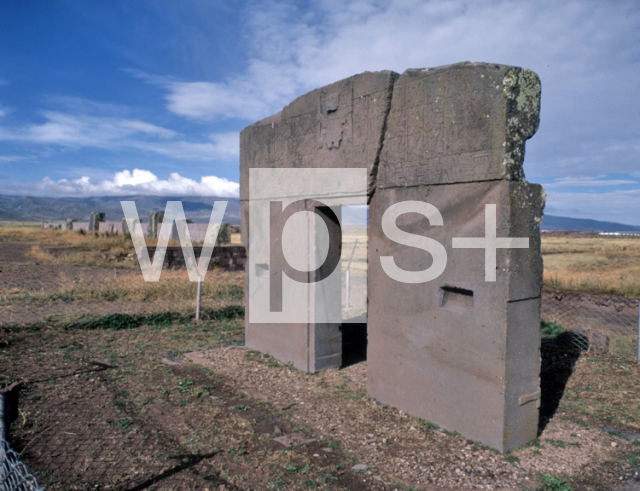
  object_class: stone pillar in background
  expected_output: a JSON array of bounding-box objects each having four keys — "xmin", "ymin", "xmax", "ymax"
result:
[
  {"xmin": 65, "ymin": 218, "xmax": 76, "ymax": 230},
  {"xmin": 240, "ymin": 70, "xmax": 397, "ymax": 372},
  {"xmin": 367, "ymin": 63, "xmax": 543, "ymax": 452},
  {"xmin": 89, "ymin": 212, "xmax": 106, "ymax": 232},
  {"xmin": 217, "ymin": 223, "xmax": 232, "ymax": 245},
  {"xmin": 149, "ymin": 211, "xmax": 164, "ymax": 239}
]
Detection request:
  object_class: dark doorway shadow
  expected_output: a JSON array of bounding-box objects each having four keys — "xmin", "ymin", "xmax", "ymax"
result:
[
  {"xmin": 340, "ymin": 319, "xmax": 367, "ymax": 368},
  {"xmin": 538, "ymin": 331, "xmax": 587, "ymax": 434}
]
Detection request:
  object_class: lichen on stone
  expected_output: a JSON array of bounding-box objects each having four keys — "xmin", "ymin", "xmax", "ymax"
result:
[{"xmin": 501, "ymin": 68, "xmax": 542, "ymax": 181}]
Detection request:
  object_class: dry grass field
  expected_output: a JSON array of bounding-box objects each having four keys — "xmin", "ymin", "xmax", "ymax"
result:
[
  {"xmin": 6, "ymin": 225, "xmax": 638, "ymax": 299},
  {"xmin": 2, "ymin": 225, "xmax": 640, "ymax": 490},
  {"xmin": 343, "ymin": 229, "xmax": 640, "ymax": 301},
  {"xmin": 542, "ymin": 235, "xmax": 640, "ymax": 298},
  {"xmin": 0, "ymin": 226, "xmax": 244, "ymax": 330}
]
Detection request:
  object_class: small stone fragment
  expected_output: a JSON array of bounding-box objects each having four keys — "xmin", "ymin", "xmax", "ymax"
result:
[
  {"xmin": 274, "ymin": 432, "xmax": 316, "ymax": 447},
  {"xmin": 161, "ymin": 357, "xmax": 183, "ymax": 366}
]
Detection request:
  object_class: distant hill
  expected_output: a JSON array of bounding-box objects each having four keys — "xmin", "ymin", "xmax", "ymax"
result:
[
  {"xmin": 0, "ymin": 207, "xmax": 20, "ymax": 221},
  {"xmin": 541, "ymin": 215, "xmax": 640, "ymax": 232},
  {"xmin": 0, "ymin": 195, "xmax": 241, "ymax": 225},
  {"xmin": 2, "ymin": 196, "xmax": 638, "ymax": 233}
]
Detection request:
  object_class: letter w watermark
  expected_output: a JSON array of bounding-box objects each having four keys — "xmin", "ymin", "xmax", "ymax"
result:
[{"xmin": 121, "ymin": 201, "xmax": 228, "ymax": 282}]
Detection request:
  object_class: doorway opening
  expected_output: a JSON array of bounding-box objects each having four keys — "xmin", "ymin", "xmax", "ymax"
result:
[{"xmin": 340, "ymin": 205, "xmax": 368, "ymax": 367}]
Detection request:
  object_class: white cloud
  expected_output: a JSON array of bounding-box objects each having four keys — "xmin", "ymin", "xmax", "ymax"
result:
[
  {"xmin": 165, "ymin": 81, "xmax": 271, "ymax": 121},
  {"xmin": 117, "ymin": 120, "xmax": 177, "ymax": 139},
  {"xmin": 147, "ymin": 0, "xmax": 639, "ymax": 180},
  {"xmin": 0, "ymin": 155, "xmax": 26, "ymax": 163},
  {"xmin": 113, "ymin": 169, "xmax": 158, "ymax": 186},
  {"xmin": 2, "ymin": 0, "xmax": 637, "ymax": 217},
  {"xmin": 0, "ymin": 169, "xmax": 239, "ymax": 198},
  {"xmin": 128, "ymin": 132, "xmax": 239, "ymax": 160},
  {"xmin": 209, "ymin": 132, "xmax": 239, "ymax": 157},
  {"xmin": 0, "ymin": 101, "xmax": 11, "ymax": 118},
  {"xmin": 0, "ymin": 111, "xmax": 161, "ymax": 147},
  {"xmin": 0, "ymin": 111, "xmax": 238, "ymax": 161}
]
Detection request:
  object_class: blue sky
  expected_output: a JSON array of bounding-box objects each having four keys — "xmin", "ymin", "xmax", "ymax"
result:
[{"xmin": 0, "ymin": 1, "xmax": 639, "ymax": 224}]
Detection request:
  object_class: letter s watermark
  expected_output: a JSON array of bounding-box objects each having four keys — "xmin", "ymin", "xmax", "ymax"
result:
[{"xmin": 380, "ymin": 201, "xmax": 447, "ymax": 283}]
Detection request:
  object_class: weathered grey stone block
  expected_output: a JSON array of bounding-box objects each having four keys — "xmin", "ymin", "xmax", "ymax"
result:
[
  {"xmin": 367, "ymin": 180, "xmax": 543, "ymax": 452},
  {"xmin": 89, "ymin": 212, "xmax": 106, "ymax": 232},
  {"xmin": 149, "ymin": 211, "xmax": 165, "ymax": 239},
  {"xmin": 377, "ymin": 63, "xmax": 540, "ymax": 188},
  {"xmin": 243, "ymin": 197, "xmax": 345, "ymax": 372},
  {"xmin": 241, "ymin": 71, "xmax": 396, "ymax": 372},
  {"xmin": 240, "ymin": 70, "xmax": 397, "ymax": 199}
]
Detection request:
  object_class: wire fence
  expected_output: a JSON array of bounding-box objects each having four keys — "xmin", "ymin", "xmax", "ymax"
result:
[
  {"xmin": 541, "ymin": 288, "xmax": 640, "ymax": 362},
  {"xmin": 1, "ymin": 437, "xmax": 45, "ymax": 491},
  {"xmin": 0, "ymin": 243, "xmax": 639, "ymax": 491},
  {"xmin": 2, "ymin": 228, "xmax": 640, "ymax": 489},
  {"xmin": 3, "ymin": 243, "xmax": 638, "ymax": 361},
  {"xmin": 0, "ymin": 246, "xmax": 245, "ymax": 330}
]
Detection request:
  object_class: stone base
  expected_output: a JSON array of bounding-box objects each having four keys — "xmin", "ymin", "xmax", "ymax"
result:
[{"xmin": 245, "ymin": 322, "xmax": 342, "ymax": 373}]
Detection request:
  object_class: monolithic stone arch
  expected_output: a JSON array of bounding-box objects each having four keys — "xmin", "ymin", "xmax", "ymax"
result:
[{"xmin": 240, "ymin": 62, "xmax": 544, "ymax": 452}]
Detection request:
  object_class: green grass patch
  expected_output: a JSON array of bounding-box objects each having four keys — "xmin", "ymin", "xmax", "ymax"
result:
[
  {"xmin": 2, "ymin": 305, "xmax": 244, "ymax": 332},
  {"xmin": 417, "ymin": 418, "xmax": 440, "ymax": 431},
  {"xmin": 539, "ymin": 473, "xmax": 571, "ymax": 491},
  {"xmin": 442, "ymin": 429, "xmax": 460, "ymax": 437},
  {"xmin": 541, "ymin": 320, "xmax": 565, "ymax": 339},
  {"xmin": 504, "ymin": 455, "xmax": 520, "ymax": 466}
]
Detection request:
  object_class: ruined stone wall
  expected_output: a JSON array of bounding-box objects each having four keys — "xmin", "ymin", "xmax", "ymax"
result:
[{"xmin": 147, "ymin": 245, "xmax": 246, "ymax": 271}]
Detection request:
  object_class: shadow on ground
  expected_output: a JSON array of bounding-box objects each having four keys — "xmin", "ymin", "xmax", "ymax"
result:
[{"xmin": 538, "ymin": 331, "xmax": 587, "ymax": 433}]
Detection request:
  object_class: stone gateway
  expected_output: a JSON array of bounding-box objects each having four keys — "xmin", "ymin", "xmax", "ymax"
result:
[{"xmin": 240, "ymin": 62, "xmax": 544, "ymax": 452}]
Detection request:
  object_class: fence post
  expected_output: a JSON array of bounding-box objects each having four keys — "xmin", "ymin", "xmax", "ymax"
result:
[
  {"xmin": 0, "ymin": 392, "xmax": 7, "ymax": 443},
  {"xmin": 0, "ymin": 383, "xmax": 19, "ymax": 443},
  {"xmin": 345, "ymin": 270, "xmax": 350, "ymax": 308},
  {"xmin": 196, "ymin": 275, "xmax": 202, "ymax": 321}
]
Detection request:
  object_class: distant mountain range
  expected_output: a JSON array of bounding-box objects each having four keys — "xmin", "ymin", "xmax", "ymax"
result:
[
  {"xmin": 0, "ymin": 195, "xmax": 639, "ymax": 232},
  {"xmin": 541, "ymin": 215, "xmax": 640, "ymax": 233},
  {"xmin": 0, "ymin": 195, "xmax": 241, "ymax": 225}
]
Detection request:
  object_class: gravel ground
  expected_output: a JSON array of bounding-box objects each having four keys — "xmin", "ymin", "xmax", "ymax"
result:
[{"xmin": 187, "ymin": 346, "xmax": 636, "ymax": 490}]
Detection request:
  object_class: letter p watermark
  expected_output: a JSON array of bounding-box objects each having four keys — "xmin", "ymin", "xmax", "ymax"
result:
[{"xmin": 248, "ymin": 168, "xmax": 367, "ymax": 324}]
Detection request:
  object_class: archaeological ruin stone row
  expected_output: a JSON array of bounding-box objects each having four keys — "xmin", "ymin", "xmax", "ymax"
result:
[{"xmin": 45, "ymin": 211, "xmax": 234, "ymax": 243}]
